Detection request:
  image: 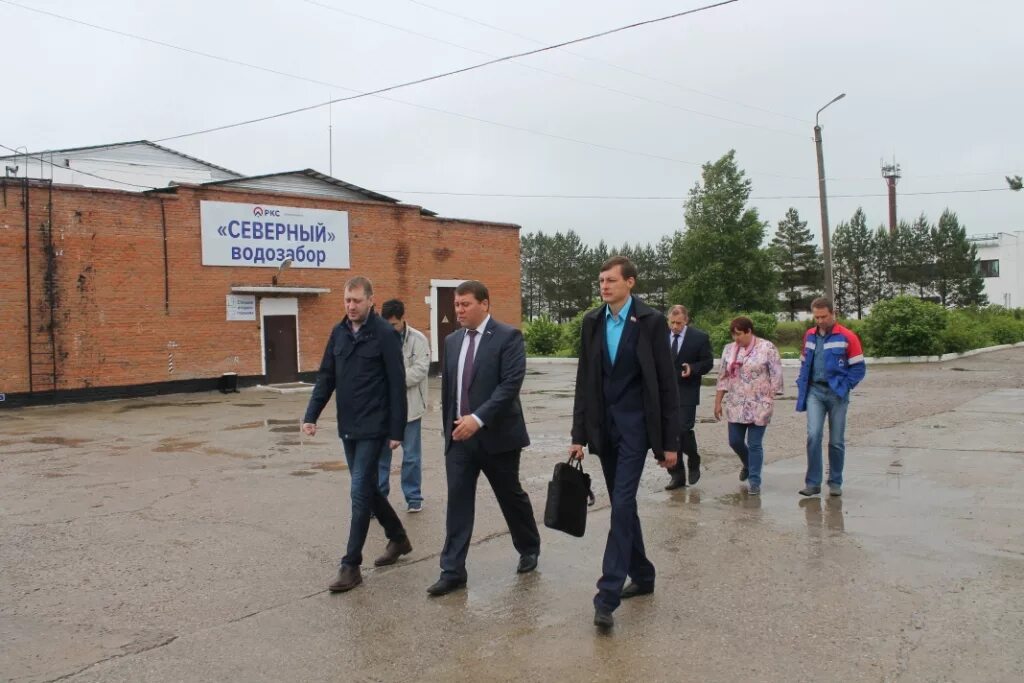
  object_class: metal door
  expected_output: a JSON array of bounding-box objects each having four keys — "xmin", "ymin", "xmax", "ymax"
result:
[
  {"xmin": 436, "ymin": 287, "xmax": 458, "ymax": 371},
  {"xmin": 263, "ymin": 315, "xmax": 298, "ymax": 384}
]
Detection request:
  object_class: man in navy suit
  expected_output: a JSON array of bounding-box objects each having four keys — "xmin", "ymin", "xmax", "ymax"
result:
[
  {"xmin": 427, "ymin": 280, "xmax": 540, "ymax": 596},
  {"xmin": 570, "ymin": 256, "xmax": 679, "ymax": 630},
  {"xmin": 664, "ymin": 304, "xmax": 714, "ymax": 490}
]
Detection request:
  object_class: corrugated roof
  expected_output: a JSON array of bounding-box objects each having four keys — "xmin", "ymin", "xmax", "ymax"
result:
[
  {"xmin": 199, "ymin": 169, "xmax": 438, "ymax": 216},
  {"xmin": 0, "ymin": 140, "xmax": 243, "ymax": 178}
]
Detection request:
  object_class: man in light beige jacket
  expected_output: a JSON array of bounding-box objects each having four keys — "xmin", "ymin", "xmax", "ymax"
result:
[{"xmin": 378, "ymin": 299, "xmax": 430, "ymax": 512}]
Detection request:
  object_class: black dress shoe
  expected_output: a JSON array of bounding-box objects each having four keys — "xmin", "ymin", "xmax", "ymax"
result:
[
  {"xmin": 739, "ymin": 467, "xmax": 749, "ymax": 482},
  {"xmin": 620, "ymin": 582, "xmax": 654, "ymax": 599},
  {"xmin": 517, "ymin": 553, "xmax": 538, "ymax": 573},
  {"xmin": 689, "ymin": 466, "xmax": 701, "ymax": 485},
  {"xmin": 594, "ymin": 607, "xmax": 614, "ymax": 629},
  {"xmin": 664, "ymin": 473, "xmax": 687, "ymax": 490},
  {"xmin": 427, "ymin": 577, "xmax": 467, "ymax": 596}
]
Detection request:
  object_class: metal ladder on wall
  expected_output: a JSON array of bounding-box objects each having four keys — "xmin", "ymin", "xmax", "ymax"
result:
[{"xmin": 11, "ymin": 177, "xmax": 59, "ymax": 396}]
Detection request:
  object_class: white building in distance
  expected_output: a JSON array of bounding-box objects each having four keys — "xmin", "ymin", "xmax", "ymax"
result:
[{"xmin": 969, "ymin": 231, "xmax": 1024, "ymax": 309}]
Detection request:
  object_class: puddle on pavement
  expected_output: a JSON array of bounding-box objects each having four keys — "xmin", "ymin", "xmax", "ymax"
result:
[
  {"xmin": 225, "ymin": 421, "xmax": 263, "ymax": 431},
  {"xmin": 233, "ymin": 403, "xmax": 265, "ymax": 407},
  {"xmin": 118, "ymin": 401, "xmax": 217, "ymax": 412},
  {"xmin": 154, "ymin": 438, "xmax": 206, "ymax": 453},
  {"xmin": 41, "ymin": 471, "xmax": 75, "ymax": 478},
  {"xmin": 290, "ymin": 470, "xmax": 318, "ymax": 476},
  {"xmin": 311, "ymin": 461, "xmax": 348, "ymax": 471},
  {"xmin": 270, "ymin": 425, "xmax": 301, "ymax": 433},
  {"xmin": 30, "ymin": 436, "xmax": 91, "ymax": 447},
  {"xmin": 716, "ymin": 492, "xmax": 763, "ymax": 510},
  {"xmin": 2, "ymin": 447, "xmax": 59, "ymax": 455},
  {"xmin": 201, "ymin": 446, "xmax": 253, "ymax": 459},
  {"xmin": 799, "ymin": 497, "xmax": 845, "ymax": 532}
]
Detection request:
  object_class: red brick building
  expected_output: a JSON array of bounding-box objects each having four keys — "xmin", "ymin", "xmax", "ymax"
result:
[{"xmin": 0, "ymin": 142, "xmax": 522, "ymax": 406}]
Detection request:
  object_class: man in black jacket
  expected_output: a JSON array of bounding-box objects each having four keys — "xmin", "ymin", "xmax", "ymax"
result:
[
  {"xmin": 427, "ymin": 280, "xmax": 540, "ymax": 596},
  {"xmin": 302, "ymin": 276, "xmax": 413, "ymax": 593},
  {"xmin": 570, "ymin": 256, "xmax": 679, "ymax": 630},
  {"xmin": 665, "ymin": 304, "xmax": 714, "ymax": 490}
]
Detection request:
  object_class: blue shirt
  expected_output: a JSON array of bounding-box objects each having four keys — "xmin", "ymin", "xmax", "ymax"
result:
[
  {"xmin": 812, "ymin": 332, "xmax": 828, "ymax": 383},
  {"xmin": 605, "ymin": 297, "xmax": 633, "ymax": 363}
]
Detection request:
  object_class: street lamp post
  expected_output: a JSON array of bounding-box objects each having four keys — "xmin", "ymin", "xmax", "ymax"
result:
[{"xmin": 814, "ymin": 92, "xmax": 845, "ymax": 304}]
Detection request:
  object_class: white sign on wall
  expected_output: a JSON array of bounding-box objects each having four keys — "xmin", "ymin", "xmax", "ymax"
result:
[
  {"xmin": 226, "ymin": 294, "xmax": 257, "ymax": 321},
  {"xmin": 200, "ymin": 200, "xmax": 350, "ymax": 269}
]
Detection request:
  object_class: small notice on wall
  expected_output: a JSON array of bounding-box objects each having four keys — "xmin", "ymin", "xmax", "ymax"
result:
[{"xmin": 226, "ymin": 294, "xmax": 256, "ymax": 321}]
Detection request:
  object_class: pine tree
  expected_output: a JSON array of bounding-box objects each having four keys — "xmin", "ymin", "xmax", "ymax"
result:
[
  {"xmin": 867, "ymin": 225, "xmax": 897, "ymax": 305},
  {"xmin": 831, "ymin": 208, "xmax": 873, "ymax": 318},
  {"xmin": 770, "ymin": 207, "xmax": 821, "ymax": 320},
  {"xmin": 931, "ymin": 210, "xmax": 987, "ymax": 307},
  {"xmin": 892, "ymin": 214, "xmax": 935, "ymax": 298},
  {"xmin": 671, "ymin": 151, "xmax": 776, "ymax": 314}
]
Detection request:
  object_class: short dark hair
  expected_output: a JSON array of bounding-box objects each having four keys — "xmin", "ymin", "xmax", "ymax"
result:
[
  {"xmin": 810, "ymin": 296, "xmax": 834, "ymax": 313},
  {"xmin": 730, "ymin": 316, "xmax": 754, "ymax": 334},
  {"xmin": 381, "ymin": 299, "xmax": 405, "ymax": 320},
  {"xmin": 600, "ymin": 255, "xmax": 638, "ymax": 280},
  {"xmin": 455, "ymin": 280, "xmax": 489, "ymax": 303},
  {"xmin": 344, "ymin": 276, "xmax": 373, "ymax": 297}
]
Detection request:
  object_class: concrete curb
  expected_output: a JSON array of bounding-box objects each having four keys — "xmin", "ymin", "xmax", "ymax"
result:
[{"xmin": 528, "ymin": 341, "xmax": 1024, "ymax": 370}]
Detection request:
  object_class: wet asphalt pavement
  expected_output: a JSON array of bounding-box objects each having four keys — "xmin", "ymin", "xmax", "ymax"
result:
[{"xmin": 2, "ymin": 352, "xmax": 1023, "ymax": 682}]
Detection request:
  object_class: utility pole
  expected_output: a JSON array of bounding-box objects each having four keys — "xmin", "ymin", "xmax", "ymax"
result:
[{"xmin": 814, "ymin": 93, "xmax": 846, "ymax": 304}]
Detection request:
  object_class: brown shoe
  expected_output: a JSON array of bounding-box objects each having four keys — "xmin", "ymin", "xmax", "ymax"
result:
[
  {"xmin": 374, "ymin": 536, "xmax": 413, "ymax": 567},
  {"xmin": 328, "ymin": 565, "xmax": 362, "ymax": 592}
]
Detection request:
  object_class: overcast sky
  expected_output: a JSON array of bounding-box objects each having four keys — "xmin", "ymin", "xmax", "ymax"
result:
[{"xmin": 2, "ymin": 0, "xmax": 1021, "ymax": 244}]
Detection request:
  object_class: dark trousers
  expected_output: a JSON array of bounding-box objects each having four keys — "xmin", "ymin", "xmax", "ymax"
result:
[
  {"xmin": 670, "ymin": 404, "xmax": 700, "ymax": 478},
  {"xmin": 340, "ymin": 438, "xmax": 407, "ymax": 567},
  {"xmin": 440, "ymin": 440, "xmax": 540, "ymax": 581},
  {"xmin": 595, "ymin": 415, "xmax": 654, "ymax": 612}
]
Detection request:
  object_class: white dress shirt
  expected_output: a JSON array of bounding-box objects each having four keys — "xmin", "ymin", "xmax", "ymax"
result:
[
  {"xmin": 669, "ymin": 325, "xmax": 688, "ymax": 352},
  {"xmin": 456, "ymin": 315, "xmax": 490, "ymax": 426}
]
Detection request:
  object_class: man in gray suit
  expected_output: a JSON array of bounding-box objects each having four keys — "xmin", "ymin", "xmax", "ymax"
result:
[{"xmin": 427, "ymin": 280, "xmax": 540, "ymax": 596}]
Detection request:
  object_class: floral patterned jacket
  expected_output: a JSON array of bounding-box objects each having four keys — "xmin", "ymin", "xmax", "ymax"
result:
[{"xmin": 716, "ymin": 337, "xmax": 784, "ymax": 426}]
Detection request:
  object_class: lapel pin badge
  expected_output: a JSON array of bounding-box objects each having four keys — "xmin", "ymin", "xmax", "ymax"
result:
[{"xmin": 629, "ymin": 316, "xmax": 637, "ymax": 323}]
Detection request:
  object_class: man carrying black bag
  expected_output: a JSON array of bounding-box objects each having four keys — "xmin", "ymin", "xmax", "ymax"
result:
[
  {"xmin": 569, "ymin": 256, "xmax": 679, "ymax": 631},
  {"xmin": 544, "ymin": 456, "xmax": 595, "ymax": 538}
]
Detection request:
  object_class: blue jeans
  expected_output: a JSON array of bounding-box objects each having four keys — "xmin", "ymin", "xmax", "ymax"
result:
[
  {"xmin": 805, "ymin": 384, "xmax": 850, "ymax": 487},
  {"xmin": 340, "ymin": 438, "xmax": 406, "ymax": 568},
  {"xmin": 377, "ymin": 420, "xmax": 423, "ymax": 506},
  {"xmin": 727, "ymin": 423, "xmax": 767, "ymax": 487}
]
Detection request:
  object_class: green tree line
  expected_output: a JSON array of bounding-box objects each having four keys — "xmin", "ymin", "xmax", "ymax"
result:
[{"xmin": 521, "ymin": 150, "xmax": 987, "ymax": 323}]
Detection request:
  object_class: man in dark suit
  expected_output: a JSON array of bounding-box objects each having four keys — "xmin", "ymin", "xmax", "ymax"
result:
[
  {"xmin": 665, "ymin": 304, "xmax": 714, "ymax": 490},
  {"xmin": 427, "ymin": 280, "xmax": 541, "ymax": 596},
  {"xmin": 570, "ymin": 256, "xmax": 679, "ymax": 630}
]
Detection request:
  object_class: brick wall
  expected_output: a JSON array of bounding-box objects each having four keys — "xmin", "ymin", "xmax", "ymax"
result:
[{"xmin": 0, "ymin": 181, "xmax": 521, "ymax": 396}]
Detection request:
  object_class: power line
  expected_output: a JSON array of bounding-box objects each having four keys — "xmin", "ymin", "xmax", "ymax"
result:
[
  {"xmin": 401, "ymin": 0, "xmax": 812, "ymax": 125},
  {"xmin": 300, "ymin": 0, "xmax": 804, "ymax": 138},
  {"xmin": 149, "ymin": 0, "xmax": 743, "ymax": 142},
  {"xmin": 0, "ymin": 143, "xmax": 157, "ymax": 189},
  {"xmin": 2, "ymin": 0, "xmax": 811, "ymax": 179},
  {"xmin": 0, "ymin": 0, "xmax": 345, "ymax": 92},
  {"xmin": 379, "ymin": 187, "xmax": 1014, "ymax": 201}
]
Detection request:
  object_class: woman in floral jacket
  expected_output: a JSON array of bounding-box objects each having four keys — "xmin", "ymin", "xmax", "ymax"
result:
[{"xmin": 713, "ymin": 316, "xmax": 784, "ymax": 495}]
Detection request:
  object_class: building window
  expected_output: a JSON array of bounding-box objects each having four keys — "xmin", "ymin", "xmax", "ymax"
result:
[{"xmin": 979, "ymin": 259, "xmax": 1000, "ymax": 278}]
